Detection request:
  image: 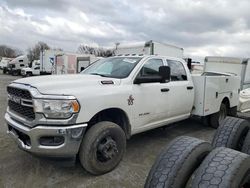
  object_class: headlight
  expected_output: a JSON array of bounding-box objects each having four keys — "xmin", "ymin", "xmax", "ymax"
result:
[{"xmin": 33, "ymin": 99, "xmax": 80, "ymax": 119}]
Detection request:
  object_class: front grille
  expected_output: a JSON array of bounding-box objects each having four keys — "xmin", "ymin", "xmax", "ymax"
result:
[
  {"xmin": 8, "ymin": 100, "xmax": 35, "ymax": 120},
  {"xmin": 7, "ymin": 86, "xmax": 32, "ymax": 100},
  {"xmin": 7, "ymin": 86, "xmax": 35, "ymax": 120}
]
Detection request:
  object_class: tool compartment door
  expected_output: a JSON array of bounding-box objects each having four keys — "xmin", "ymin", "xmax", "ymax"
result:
[{"xmin": 192, "ymin": 75, "xmax": 240, "ymax": 116}]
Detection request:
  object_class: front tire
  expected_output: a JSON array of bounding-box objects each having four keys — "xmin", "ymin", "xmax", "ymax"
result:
[{"xmin": 79, "ymin": 121, "xmax": 126, "ymax": 175}]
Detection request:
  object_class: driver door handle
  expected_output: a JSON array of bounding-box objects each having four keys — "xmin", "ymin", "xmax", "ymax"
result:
[
  {"xmin": 187, "ymin": 86, "xmax": 193, "ymax": 90},
  {"xmin": 161, "ymin": 88, "xmax": 170, "ymax": 92}
]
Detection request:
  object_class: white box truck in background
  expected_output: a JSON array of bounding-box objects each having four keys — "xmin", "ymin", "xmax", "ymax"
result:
[
  {"xmin": 114, "ymin": 40, "xmax": 184, "ymax": 58},
  {"xmin": 40, "ymin": 50, "xmax": 61, "ymax": 75},
  {"xmin": 204, "ymin": 56, "xmax": 250, "ymax": 90}
]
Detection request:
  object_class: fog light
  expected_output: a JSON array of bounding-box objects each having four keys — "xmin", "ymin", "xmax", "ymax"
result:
[
  {"xmin": 70, "ymin": 127, "xmax": 84, "ymax": 139},
  {"xmin": 39, "ymin": 136, "xmax": 64, "ymax": 146}
]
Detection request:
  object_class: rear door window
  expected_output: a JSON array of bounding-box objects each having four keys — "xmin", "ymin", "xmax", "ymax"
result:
[{"xmin": 167, "ymin": 60, "xmax": 187, "ymax": 81}]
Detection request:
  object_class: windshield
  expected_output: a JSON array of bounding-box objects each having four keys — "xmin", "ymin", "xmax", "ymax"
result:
[{"xmin": 82, "ymin": 57, "xmax": 142, "ymax": 78}]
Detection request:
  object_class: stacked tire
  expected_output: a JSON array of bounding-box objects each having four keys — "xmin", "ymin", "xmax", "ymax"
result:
[{"xmin": 145, "ymin": 117, "xmax": 250, "ymax": 188}]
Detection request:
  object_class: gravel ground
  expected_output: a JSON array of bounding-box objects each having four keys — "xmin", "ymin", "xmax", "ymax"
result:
[{"xmin": 0, "ymin": 71, "xmax": 218, "ymax": 188}]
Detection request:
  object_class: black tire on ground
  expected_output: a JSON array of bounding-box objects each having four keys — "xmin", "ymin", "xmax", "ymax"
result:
[
  {"xmin": 79, "ymin": 121, "xmax": 126, "ymax": 175},
  {"xmin": 228, "ymin": 106, "xmax": 237, "ymax": 117},
  {"xmin": 12, "ymin": 70, "xmax": 18, "ymax": 76},
  {"xmin": 3, "ymin": 68, "xmax": 6, "ymax": 74},
  {"xmin": 242, "ymin": 130, "xmax": 250, "ymax": 155},
  {"xmin": 210, "ymin": 103, "xmax": 227, "ymax": 128},
  {"xmin": 26, "ymin": 72, "xmax": 32, "ymax": 77},
  {"xmin": 212, "ymin": 116, "xmax": 250, "ymax": 150},
  {"xmin": 190, "ymin": 147, "xmax": 250, "ymax": 188},
  {"xmin": 201, "ymin": 116, "xmax": 210, "ymax": 126},
  {"xmin": 144, "ymin": 136, "xmax": 212, "ymax": 188}
]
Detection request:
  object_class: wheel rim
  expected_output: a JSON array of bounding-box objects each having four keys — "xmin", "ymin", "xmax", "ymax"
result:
[
  {"xmin": 97, "ymin": 136, "xmax": 118, "ymax": 162},
  {"xmin": 218, "ymin": 106, "xmax": 227, "ymax": 124}
]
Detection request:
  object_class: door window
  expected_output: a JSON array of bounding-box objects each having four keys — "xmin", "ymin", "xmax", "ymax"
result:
[
  {"xmin": 167, "ymin": 60, "xmax": 187, "ymax": 81},
  {"xmin": 139, "ymin": 59, "xmax": 164, "ymax": 77}
]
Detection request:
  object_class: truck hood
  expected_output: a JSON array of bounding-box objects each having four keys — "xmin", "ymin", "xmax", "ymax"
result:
[{"xmin": 13, "ymin": 74, "xmax": 122, "ymax": 95}]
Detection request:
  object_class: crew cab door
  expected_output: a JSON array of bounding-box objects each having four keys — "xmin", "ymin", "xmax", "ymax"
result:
[
  {"xmin": 166, "ymin": 59, "xmax": 194, "ymax": 118},
  {"xmin": 132, "ymin": 58, "xmax": 170, "ymax": 132}
]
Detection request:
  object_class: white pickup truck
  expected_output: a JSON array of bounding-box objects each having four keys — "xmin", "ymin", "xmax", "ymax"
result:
[
  {"xmin": 5, "ymin": 55, "xmax": 240, "ymax": 175},
  {"xmin": 21, "ymin": 60, "xmax": 40, "ymax": 77}
]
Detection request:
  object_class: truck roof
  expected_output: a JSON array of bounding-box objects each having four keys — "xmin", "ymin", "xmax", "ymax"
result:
[{"xmin": 9, "ymin": 55, "xmax": 28, "ymax": 64}]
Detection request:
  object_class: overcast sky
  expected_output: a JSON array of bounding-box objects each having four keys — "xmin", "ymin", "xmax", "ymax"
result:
[{"xmin": 0, "ymin": 0, "xmax": 250, "ymax": 61}]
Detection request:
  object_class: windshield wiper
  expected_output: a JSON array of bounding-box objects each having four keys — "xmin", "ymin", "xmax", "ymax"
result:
[{"xmin": 89, "ymin": 73, "xmax": 110, "ymax": 77}]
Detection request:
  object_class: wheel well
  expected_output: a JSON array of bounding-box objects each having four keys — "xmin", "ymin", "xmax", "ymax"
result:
[
  {"xmin": 222, "ymin": 97, "xmax": 230, "ymax": 109},
  {"xmin": 87, "ymin": 108, "xmax": 131, "ymax": 139}
]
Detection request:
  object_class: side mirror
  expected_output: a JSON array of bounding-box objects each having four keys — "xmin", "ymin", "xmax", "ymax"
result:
[
  {"xmin": 159, "ymin": 66, "xmax": 170, "ymax": 83},
  {"xmin": 134, "ymin": 66, "xmax": 171, "ymax": 84},
  {"xmin": 134, "ymin": 75, "xmax": 162, "ymax": 84}
]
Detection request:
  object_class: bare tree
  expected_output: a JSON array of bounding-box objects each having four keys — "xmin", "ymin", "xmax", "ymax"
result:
[
  {"xmin": 0, "ymin": 45, "xmax": 22, "ymax": 58},
  {"xmin": 77, "ymin": 44, "xmax": 114, "ymax": 57},
  {"xmin": 27, "ymin": 41, "xmax": 50, "ymax": 62}
]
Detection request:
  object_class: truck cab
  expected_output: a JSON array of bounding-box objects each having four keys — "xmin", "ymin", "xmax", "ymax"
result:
[{"xmin": 8, "ymin": 55, "xmax": 29, "ymax": 75}]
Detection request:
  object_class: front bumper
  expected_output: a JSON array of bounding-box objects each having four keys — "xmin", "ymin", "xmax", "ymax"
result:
[{"xmin": 5, "ymin": 113, "xmax": 87, "ymax": 157}]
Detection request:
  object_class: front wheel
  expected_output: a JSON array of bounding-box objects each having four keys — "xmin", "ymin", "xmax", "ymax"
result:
[{"xmin": 79, "ymin": 121, "xmax": 126, "ymax": 175}]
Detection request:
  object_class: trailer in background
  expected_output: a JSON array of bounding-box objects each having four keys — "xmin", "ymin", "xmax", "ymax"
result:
[
  {"xmin": 39, "ymin": 50, "xmax": 100, "ymax": 75},
  {"xmin": 204, "ymin": 56, "xmax": 250, "ymax": 90},
  {"xmin": 54, "ymin": 53, "xmax": 100, "ymax": 75},
  {"xmin": 114, "ymin": 40, "xmax": 184, "ymax": 58}
]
